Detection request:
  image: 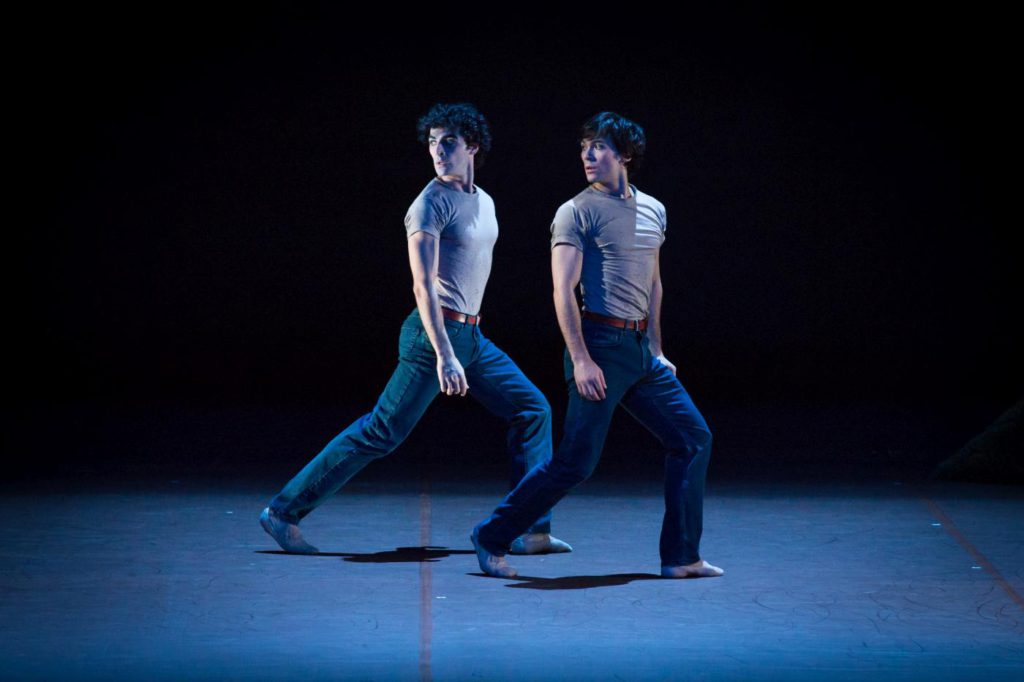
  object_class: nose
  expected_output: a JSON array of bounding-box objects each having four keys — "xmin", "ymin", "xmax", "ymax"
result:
[{"xmin": 582, "ymin": 146, "xmax": 594, "ymax": 161}]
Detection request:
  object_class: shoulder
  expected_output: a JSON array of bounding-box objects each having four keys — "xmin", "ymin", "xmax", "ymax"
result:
[
  {"xmin": 408, "ymin": 180, "xmax": 454, "ymax": 215},
  {"xmin": 633, "ymin": 187, "xmax": 667, "ymax": 229},
  {"xmin": 568, "ymin": 186, "xmax": 598, "ymax": 207},
  {"xmin": 633, "ymin": 187, "xmax": 665, "ymax": 213},
  {"xmin": 552, "ymin": 194, "xmax": 587, "ymax": 228},
  {"xmin": 406, "ymin": 180, "xmax": 454, "ymax": 234},
  {"xmin": 472, "ymin": 184, "xmax": 496, "ymax": 209},
  {"xmin": 555, "ymin": 187, "xmax": 597, "ymax": 218},
  {"xmin": 414, "ymin": 179, "xmax": 450, "ymax": 204},
  {"xmin": 551, "ymin": 191, "xmax": 593, "ymax": 249}
]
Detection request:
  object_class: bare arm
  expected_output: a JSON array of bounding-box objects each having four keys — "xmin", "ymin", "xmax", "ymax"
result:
[
  {"xmin": 408, "ymin": 231, "xmax": 468, "ymax": 396},
  {"xmin": 552, "ymin": 244, "xmax": 607, "ymax": 400},
  {"xmin": 648, "ymin": 249, "xmax": 677, "ymax": 375}
]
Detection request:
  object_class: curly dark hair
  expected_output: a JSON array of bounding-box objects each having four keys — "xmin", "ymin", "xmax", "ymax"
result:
[
  {"xmin": 580, "ymin": 111, "xmax": 646, "ymax": 173},
  {"xmin": 417, "ymin": 102, "xmax": 493, "ymax": 169}
]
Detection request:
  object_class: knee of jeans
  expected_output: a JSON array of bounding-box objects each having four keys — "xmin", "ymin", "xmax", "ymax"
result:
[
  {"xmin": 528, "ymin": 390, "xmax": 552, "ymax": 415},
  {"xmin": 358, "ymin": 415, "xmax": 410, "ymax": 459},
  {"xmin": 515, "ymin": 395, "xmax": 551, "ymax": 428},
  {"xmin": 527, "ymin": 401, "xmax": 552, "ymax": 427},
  {"xmin": 547, "ymin": 456, "xmax": 596, "ymax": 487},
  {"xmin": 667, "ymin": 427, "xmax": 712, "ymax": 461},
  {"xmin": 538, "ymin": 395, "xmax": 552, "ymax": 420}
]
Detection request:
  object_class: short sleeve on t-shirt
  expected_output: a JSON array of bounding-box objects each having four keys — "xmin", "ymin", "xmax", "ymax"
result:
[
  {"xmin": 550, "ymin": 201, "xmax": 585, "ymax": 251},
  {"xmin": 404, "ymin": 189, "xmax": 449, "ymax": 239}
]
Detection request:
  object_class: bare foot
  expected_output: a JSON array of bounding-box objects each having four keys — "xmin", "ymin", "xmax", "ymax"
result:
[
  {"xmin": 470, "ymin": 528, "xmax": 517, "ymax": 578},
  {"xmin": 260, "ymin": 507, "xmax": 319, "ymax": 554},
  {"xmin": 661, "ymin": 559, "xmax": 724, "ymax": 578},
  {"xmin": 508, "ymin": 533, "xmax": 573, "ymax": 555}
]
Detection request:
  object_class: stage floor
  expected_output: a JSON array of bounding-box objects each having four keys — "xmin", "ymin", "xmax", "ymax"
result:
[{"xmin": 1, "ymin": 478, "xmax": 1021, "ymax": 681}]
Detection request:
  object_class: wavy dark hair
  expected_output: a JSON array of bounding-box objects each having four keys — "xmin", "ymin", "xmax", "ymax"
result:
[
  {"xmin": 416, "ymin": 102, "xmax": 493, "ymax": 169},
  {"xmin": 581, "ymin": 111, "xmax": 646, "ymax": 173}
]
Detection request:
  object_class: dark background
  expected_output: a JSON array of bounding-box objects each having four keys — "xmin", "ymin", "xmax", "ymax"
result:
[{"xmin": 8, "ymin": 5, "xmax": 1020, "ymax": 485}]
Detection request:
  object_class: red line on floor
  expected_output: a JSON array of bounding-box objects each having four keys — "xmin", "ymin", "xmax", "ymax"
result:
[
  {"xmin": 419, "ymin": 479, "xmax": 433, "ymax": 682},
  {"xmin": 923, "ymin": 498, "xmax": 1024, "ymax": 610}
]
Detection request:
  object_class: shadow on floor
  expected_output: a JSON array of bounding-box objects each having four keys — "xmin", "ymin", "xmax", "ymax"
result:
[
  {"xmin": 477, "ymin": 573, "xmax": 663, "ymax": 590},
  {"xmin": 256, "ymin": 546, "xmax": 474, "ymax": 563}
]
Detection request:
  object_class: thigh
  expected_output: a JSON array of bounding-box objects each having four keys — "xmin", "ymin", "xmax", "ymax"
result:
[
  {"xmin": 551, "ymin": 337, "xmax": 639, "ymax": 477},
  {"xmin": 620, "ymin": 357, "xmax": 711, "ymax": 451},
  {"xmin": 366, "ymin": 315, "xmax": 444, "ymax": 429},
  {"xmin": 465, "ymin": 334, "xmax": 548, "ymax": 419},
  {"xmin": 375, "ymin": 313, "xmax": 482, "ymax": 427}
]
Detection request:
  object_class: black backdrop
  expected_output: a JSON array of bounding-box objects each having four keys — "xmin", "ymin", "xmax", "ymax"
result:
[{"xmin": 10, "ymin": 5, "xmax": 1020, "ymax": 481}]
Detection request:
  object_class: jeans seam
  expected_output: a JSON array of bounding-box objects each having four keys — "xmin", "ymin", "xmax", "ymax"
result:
[{"xmin": 296, "ymin": 354, "xmax": 424, "ymax": 508}]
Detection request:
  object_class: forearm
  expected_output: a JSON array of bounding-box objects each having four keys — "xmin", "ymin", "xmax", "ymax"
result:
[
  {"xmin": 412, "ymin": 282, "xmax": 455, "ymax": 361},
  {"xmin": 647, "ymin": 275, "xmax": 665, "ymax": 357}
]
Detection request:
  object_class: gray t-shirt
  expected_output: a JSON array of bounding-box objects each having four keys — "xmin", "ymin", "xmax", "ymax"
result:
[
  {"xmin": 404, "ymin": 178, "xmax": 498, "ymax": 316},
  {"xmin": 550, "ymin": 185, "xmax": 667, "ymax": 320}
]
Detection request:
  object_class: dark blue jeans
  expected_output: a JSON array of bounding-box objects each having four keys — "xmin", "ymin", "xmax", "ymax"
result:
[
  {"xmin": 475, "ymin": 319, "xmax": 713, "ymax": 566},
  {"xmin": 269, "ymin": 309, "xmax": 554, "ymax": 534}
]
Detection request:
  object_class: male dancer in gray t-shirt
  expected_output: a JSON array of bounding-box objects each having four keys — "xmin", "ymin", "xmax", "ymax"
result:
[
  {"xmin": 260, "ymin": 103, "xmax": 569, "ymax": 556},
  {"xmin": 472, "ymin": 112, "xmax": 723, "ymax": 579}
]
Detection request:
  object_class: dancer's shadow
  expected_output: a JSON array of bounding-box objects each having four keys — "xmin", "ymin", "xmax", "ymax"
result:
[
  {"xmin": 466, "ymin": 573, "xmax": 662, "ymax": 590},
  {"xmin": 342, "ymin": 546, "xmax": 473, "ymax": 563},
  {"xmin": 256, "ymin": 546, "xmax": 472, "ymax": 563}
]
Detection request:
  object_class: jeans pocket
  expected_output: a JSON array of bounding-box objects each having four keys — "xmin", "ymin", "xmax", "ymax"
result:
[
  {"xmin": 583, "ymin": 323, "xmax": 623, "ymax": 349},
  {"xmin": 398, "ymin": 323, "xmax": 422, "ymax": 356},
  {"xmin": 443, "ymin": 320, "xmax": 466, "ymax": 340}
]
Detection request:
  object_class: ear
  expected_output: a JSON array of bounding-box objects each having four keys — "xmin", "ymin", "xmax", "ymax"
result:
[
  {"xmin": 466, "ymin": 143, "xmax": 479, "ymax": 156},
  {"xmin": 618, "ymin": 154, "xmax": 631, "ymax": 166}
]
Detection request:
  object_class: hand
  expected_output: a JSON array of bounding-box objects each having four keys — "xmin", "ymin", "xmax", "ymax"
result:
[
  {"xmin": 654, "ymin": 354, "xmax": 677, "ymax": 376},
  {"xmin": 437, "ymin": 355, "xmax": 469, "ymax": 397},
  {"xmin": 573, "ymin": 357, "xmax": 607, "ymax": 401}
]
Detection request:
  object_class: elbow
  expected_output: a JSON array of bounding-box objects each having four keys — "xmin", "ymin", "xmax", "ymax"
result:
[
  {"xmin": 411, "ymin": 282, "xmax": 431, "ymax": 303},
  {"xmin": 552, "ymin": 283, "xmax": 573, "ymax": 304}
]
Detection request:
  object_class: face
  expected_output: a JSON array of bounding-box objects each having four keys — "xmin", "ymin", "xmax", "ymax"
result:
[
  {"xmin": 580, "ymin": 136, "xmax": 630, "ymax": 187},
  {"xmin": 428, "ymin": 127, "xmax": 477, "ymax": 179}
]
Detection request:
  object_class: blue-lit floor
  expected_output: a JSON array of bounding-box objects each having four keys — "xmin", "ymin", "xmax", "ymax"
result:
[{"xmin": 1, "ymin": 479, "xmax": 1021, "ymax": 680}]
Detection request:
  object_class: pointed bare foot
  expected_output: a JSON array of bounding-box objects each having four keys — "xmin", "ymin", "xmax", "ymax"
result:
[
  {"xmin": 470, "ymin": 528, "xmax": 517, "ymax": 578},
  {"xmin": 260, "ymin": 507, "xmax": 319, "ymax": 554},
  {"xmin": 508, "ymin": 533, "xmax": 573, "ymax": 555}
]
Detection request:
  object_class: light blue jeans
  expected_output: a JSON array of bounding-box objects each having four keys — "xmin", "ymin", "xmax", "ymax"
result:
[
  {"xmin": 269, "ymin": 309, "xmax": 554, "ymax": 534},
  {"xmin": 475, "ymin": 318, "xmax": 713, "ymax": 566}
]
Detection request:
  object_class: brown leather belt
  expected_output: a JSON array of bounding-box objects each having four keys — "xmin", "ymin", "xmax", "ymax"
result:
[
  {"xmin": 442, "ymin": 307, "xmax": 481, "ymax": 326},
  {"xmin": 582, "ymin": 310, "xmax": 648, "ymax": 331}
]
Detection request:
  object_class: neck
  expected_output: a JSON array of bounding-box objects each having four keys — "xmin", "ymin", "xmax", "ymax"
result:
[
  {"xmin": 437, "ymin": 167, "xmax": 475, "ymax": 193},
  {"xmin": 591, "ymin": 174, "xmax": 631, "ymax": 198}
]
